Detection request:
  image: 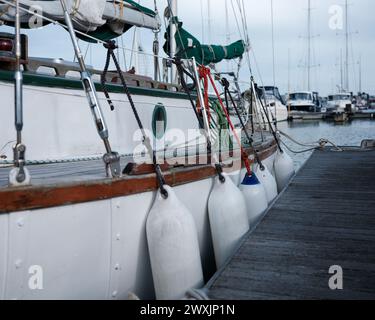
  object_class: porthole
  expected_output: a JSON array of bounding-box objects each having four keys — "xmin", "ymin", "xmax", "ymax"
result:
[{"xmin": 152, "ymin": 103, "xmax": 167, "ymax": 140}]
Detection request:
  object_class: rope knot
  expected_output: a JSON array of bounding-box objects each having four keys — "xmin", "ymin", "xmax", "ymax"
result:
[
  {"xmin": 104, "ymin": 40, "xmax": 117, "ymax": 51},
  {"xmin": 172, "ymin": 57, "xmax": 183, "ymax": 67},
  {"xmin": 221, "ymin": 77, "xmax": 230, "ymax": 89},
  {"xmin": 198, "ymin": 65, "xmax": 210, "ymax": 78}
]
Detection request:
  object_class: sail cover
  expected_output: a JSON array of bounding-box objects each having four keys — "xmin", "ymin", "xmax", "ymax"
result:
[
  {"xmin": 0, "ymin": 0, "xmax": 160, "ymax": 41},
  {"xmin": 164, "ymin": 18, "xmax": 246, "ymax": 65}
]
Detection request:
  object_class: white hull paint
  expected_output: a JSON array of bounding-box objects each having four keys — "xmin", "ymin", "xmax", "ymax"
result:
[
  {"xmin": 268, "ymin": 103, "xmax": 289, "ymax": 123},
  {"xmin": 260, "ymin": 94, "xmax": 289, "ymax": 123},
  {"xmin": 0, "ymin": 166, "xmax": 279, "ymax": 300},
  {"xmin": 0, "ymin": 80, "xmax": 276, "ymax": 300},
  {"xmin": 0, "ymin": 82, "xmax": 204, "ymax": 161}
]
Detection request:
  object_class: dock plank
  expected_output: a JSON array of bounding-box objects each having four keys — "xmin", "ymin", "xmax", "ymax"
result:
[{"xmin": 207, "ymin": 149, "xmax": 375, "ymax": 300}]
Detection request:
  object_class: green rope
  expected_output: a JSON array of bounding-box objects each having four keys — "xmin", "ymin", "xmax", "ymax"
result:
[{"xmin": 209, "ymin": 99, "xmax": 233, "ymax": 153}]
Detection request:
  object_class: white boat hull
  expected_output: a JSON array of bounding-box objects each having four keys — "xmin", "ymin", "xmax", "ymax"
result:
[
  {"xmin": 0, "ymin": 166, "xmax": 274, "ymax": 300},
  {"xmin": 270, "ymin": 104, "xmax": 289, "ymax": 123},
  {"xmin": 0, "ymin": 81, "xmax": 203, "ymax": 161},
  {"xmin": 260, "ymin": 100, "xmax": 289, "ymax": 123},
  {"xmin": 0, "ymin": 77, "xmax": 276, "ymax": 300}
]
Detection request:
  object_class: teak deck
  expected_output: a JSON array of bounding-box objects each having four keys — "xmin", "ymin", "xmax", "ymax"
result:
[{"xmin": 207, "ymin": 148, "xmax": 375, "ymax": 300}]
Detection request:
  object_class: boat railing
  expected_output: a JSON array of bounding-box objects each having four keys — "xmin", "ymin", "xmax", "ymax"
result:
[{"xmin": 22, "ymin": 57, "xmax": 182, "ymax": 93}]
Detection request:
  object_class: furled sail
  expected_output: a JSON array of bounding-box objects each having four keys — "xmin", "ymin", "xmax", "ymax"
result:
[
  {"xmin": 0, "ymin": 0, "xmax": 160, "ymax": 41},
  {"xmin": 163, "ymin": 18, "xmax": 246, "ymax": 66}
]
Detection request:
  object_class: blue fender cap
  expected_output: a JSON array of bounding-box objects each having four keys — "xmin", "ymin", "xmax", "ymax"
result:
[{"xmin": 241, "ymin": 173, "xmax": 261, "ymax": 186}]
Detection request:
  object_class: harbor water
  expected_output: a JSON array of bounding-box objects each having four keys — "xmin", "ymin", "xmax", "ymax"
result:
[{"xmin": 278, "ymin": 119, "xmax": 375, "ymax": 171}]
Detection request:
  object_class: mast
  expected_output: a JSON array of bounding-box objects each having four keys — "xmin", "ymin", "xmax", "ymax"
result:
[
  {"xmin": 207, "ymin": 0, "xmax": 212, "ymax": 43},
  {"xmin": 169, "ymin": 0, "xmax": 178, "ymax": 83},
  {"xmin": 200, "ymin": 1, "xmax": 205, "ymax": 43},
  {"xmin": 287, "ymin": 48, "xmax": 291, "ymax": 119},
  {"xmin": 288, "ymin": 48, "xmax": 291, "ymax": 94},
  {"xmin": 225, "ymin": 0, "xmax": 230, "ymax": 70},
  {"xmin": 307, "ymin": 0, "xmax": 311, "ymax": 91},
  {"xmin": 340, "ymin": 48, "xmax": 343, "ymax": 92},
  {"xmin": 358, "ymin": 54, "xmax": 362, "ymax": 93},
  {"xmin": 271, "ymin": 0, "xmax": 276, "ymax": 88},
  {"xmin": 345, "ymin": 0, "xmax": 349, "ymax": 92},
  {"xmin": 225, "ymin": 0, "xmax": 230, "ymax": 44}
]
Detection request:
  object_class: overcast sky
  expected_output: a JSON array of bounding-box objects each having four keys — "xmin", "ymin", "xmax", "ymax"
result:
[{"xmin": 1, "ymin": 0, "xmax": 374, "ymax": 96}]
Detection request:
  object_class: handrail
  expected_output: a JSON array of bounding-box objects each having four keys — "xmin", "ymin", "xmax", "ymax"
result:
[{"xmin": 20, "ymin": 57, "xmax": 183, "ymax": 92}]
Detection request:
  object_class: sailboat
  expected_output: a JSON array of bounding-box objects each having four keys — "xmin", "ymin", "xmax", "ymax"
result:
[
  {"xmin": 0, "ymin": 0, "xmax": 293, "ymax": 300},
  {"xmin": 258, "ymin": 0, "xmax": 288, "ymax": 123},
  {"xmin": 288, "ymin": 0, "xmax": 322, "ymax": 114},
  {"xmin": 326, "ymin": 0, "xmax": 357, "ymax": 120},
  {"xmin": 259, "ymin": 86, "xmax": 289, "ymax": 122}
]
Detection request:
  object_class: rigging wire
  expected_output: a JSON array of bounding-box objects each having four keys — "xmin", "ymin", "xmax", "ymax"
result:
[
  {"xmin": 83, "ymin": 42, "xmax": 90, "ymax": 60},
  {"xmin": 120, "ymin": 34, "xmax": 128, "ymax": 71},
  {"xmin": 228, "ymin": 0, "xmax": 272, "ymax": 137}
]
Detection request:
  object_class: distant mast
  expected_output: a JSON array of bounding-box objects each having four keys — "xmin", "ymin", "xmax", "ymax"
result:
[
  {"xmin": 344, "ymin": 0, "xmax": 349, "ymax": 92},
  {"xmin": 358, "ymin": 54, "xmax": 362, "ymax": 93},
  {"xmin": 307, "ymin": 0, "xmax": 311, "ymax": 91},
  {"xmin": 340, "ymin": 49, "xmax": 344, "ymax": 92},
  {"xmin": 288, "ymin": 48, "xmax": 291, "ymax": 94},
  {"xmin": 225, "ymin": 0, "xmax": 231, "ymax": 70},
  {"xmin": 169, "ymin": 0, "xmax": 178, "ymax": 82},
  {"xmin": 207, "ymin": 0, "xmax": 212, "ymax": 43},
  {"xmin": 271, "ymin": 0, "xmax": 276, "ymax": 88}
]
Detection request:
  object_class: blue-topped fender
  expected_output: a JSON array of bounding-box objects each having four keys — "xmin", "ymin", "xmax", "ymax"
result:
[{"xmin": 241, "ymin": 173, "xmax": 261, "ymax": 186}]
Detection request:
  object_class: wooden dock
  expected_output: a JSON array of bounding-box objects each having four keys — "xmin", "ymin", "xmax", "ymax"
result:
[{"xmin": 206, "ymin": 147, "xmax": 375, "ymax": 300}]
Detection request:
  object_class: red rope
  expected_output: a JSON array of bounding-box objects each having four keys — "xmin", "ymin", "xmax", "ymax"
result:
[
  {"xmin": 201, "ymin": 66, "xmax": 253, "ymax": 176},
  {"xmin": 198, "ymin": 66, "xmax": 212, "ymax": 125}
]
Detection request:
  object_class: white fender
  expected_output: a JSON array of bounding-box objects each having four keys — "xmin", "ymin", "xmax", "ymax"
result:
[
  {"xmin": 239, "ymin": 173, "xmax": 268, "ymax": 225},
  {"xmin": 274, "ymin": 150, "xmax": 295, "ymax": 193},
  {"xmin": 262, "ymin": 153, "xmax": 276, "ymax": 177},
  {"xmin": 146, "ymin": 186, "xmax": 204, "ymax": 300},
  {"xmin": 208, "ymin": 173, "xmax": 250, "ymax": 269},
  {"xmin": 254, "ymin": 164, "xmax": 278, "ymax": 204}
]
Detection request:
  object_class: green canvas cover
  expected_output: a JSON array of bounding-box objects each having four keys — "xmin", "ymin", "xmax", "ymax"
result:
[
  {"xmin": 123, "ymin": 0, "xmax": 157, "ymax": 17},
  {"xmin": 164, "ymin": 18, "xmax": 246, "ymax": 65}
]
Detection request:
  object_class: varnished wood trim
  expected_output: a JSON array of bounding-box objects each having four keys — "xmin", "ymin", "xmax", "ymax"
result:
[{"xmin": 0, "ymin": 142, "xmax": 277, "ymax": 214}]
